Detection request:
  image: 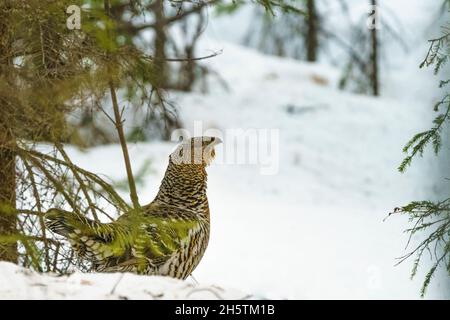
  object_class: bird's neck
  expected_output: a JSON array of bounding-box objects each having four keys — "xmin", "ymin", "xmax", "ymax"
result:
[{"xmin": 152, "ymin": 160, "xmax": 209, "ymax": 217}]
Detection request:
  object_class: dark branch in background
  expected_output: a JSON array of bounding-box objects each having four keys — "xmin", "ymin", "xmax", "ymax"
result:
[
  {"xmin": 165, "ymin": 4, "xmax": 208, "ymax": 91},
  {"xmin": 258, "ymin": 0, "xmax": 306, "ymax": 15},
  {"xmin": 118, "ymin": 0, "xmax": 220, "ymax": 34},
  {"xmin": 320, "ymin": 27, "xmax": 368, "ymax": 73}
]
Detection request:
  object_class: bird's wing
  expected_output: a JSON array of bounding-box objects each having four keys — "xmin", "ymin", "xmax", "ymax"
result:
[
  {"xmin": 99, "ymin": 204, "xmax": 206, "ymax": 271},
  {"xmin": 135, "ymin": 203, "xmax": 206, "ymax": 267},
  {"xmin": 45, "ymin": 208, "xmax": 129, "ymax": 262}
]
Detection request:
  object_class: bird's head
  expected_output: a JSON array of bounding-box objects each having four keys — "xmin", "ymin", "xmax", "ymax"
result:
[{"xmin": 170, "ymin": 136, "xmax": 222, "ymax": 167}]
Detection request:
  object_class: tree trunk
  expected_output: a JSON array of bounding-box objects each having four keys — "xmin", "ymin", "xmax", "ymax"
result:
[
  {"xmin": 154, "ymin": 0, "xmax": 167, "ymax": 87},
  {"xmin": 370, "ymin": 0, "xmax": 379, "ymax": 96},
  {"xmin": 0, "ymin": 128, "xmax": 17, "ymax": 263},
  {"xmin": 0, "ymin": 1, "xmax": 17, "ymax": 263},
  {"xmin": 306, "ymin": 0, "xmax": 318, "ymax": 62}
]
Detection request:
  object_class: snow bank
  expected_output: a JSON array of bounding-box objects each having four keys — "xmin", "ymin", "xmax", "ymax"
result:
[{"xmin": 0, "ymin": 262, "xmax": 249, "ymax": 300}]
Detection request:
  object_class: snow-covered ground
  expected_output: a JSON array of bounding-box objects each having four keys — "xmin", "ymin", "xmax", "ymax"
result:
[{"xmin": 0, "ymin": 262, "xmax": 248, "ymax": 299}]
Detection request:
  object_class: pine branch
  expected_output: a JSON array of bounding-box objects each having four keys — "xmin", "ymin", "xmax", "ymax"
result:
[
  {"xmin": 390, "ymin": 200, "xmax": 450, "ymax": 296},
  {"xmin": 394, "ymin": 22, "xmax": 450, "ymax": 295},
  {"xmin": 398, "ymin": 96, "xmax": 450, "ymax": 172}
]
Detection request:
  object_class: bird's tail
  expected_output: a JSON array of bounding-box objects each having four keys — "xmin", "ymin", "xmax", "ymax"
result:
[
  {"xmin": 44, "ymin": 208, "xmax": 89, "ymax": 237},
  {"xmin": 44, "ymin": 208, "xmax": 120, "ymax": 263}
]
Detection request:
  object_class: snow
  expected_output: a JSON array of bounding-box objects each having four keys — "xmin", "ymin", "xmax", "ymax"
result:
[
  {"xmin": 4, "ymin": 0, "xmax": 450, "ymax": 300},
  {"xmin": 0, "ymin": 262, "xmax": 248, "ymax": 300}
]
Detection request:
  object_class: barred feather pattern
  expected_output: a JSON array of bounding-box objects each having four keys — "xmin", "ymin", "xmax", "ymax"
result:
[{"xmin": 44, "ymin": 137, "xmax": 219, "ymax": 279}]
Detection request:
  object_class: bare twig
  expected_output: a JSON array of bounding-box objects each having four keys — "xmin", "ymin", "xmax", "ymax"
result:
[
  {"xmin": 109, "ymin": 82, "xmax": 140, "ymax": 210},
  {"xmin": 22, "ymin": 159, "xmax": 51, "ymax": 269},
  {"xmin": 55, "ymin": 143, "xmax": 99, "ymax": 221},
  {"xmin": 110, "ymin": 273, "xmax": 125, "ymax": 295}
]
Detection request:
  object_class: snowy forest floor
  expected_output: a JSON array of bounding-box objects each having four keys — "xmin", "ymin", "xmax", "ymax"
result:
[{"xmin": 0, "ymin": 262, "xmax": 248, "ymax": 299}]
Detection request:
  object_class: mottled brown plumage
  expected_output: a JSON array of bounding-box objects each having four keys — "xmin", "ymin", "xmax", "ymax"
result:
[{"xmin": 45, "ymin": 136, "xmax": 221, "ymax": 279}]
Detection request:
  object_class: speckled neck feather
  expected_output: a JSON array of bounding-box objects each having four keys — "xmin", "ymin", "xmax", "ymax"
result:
[{"xmin": 152, "ymin": 157, "xmax": 209, "ymax": 217}]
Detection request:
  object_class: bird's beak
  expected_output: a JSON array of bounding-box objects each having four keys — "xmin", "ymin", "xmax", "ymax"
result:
[{"xmin": 212, "ymin": 137, "xmax": 223, "ymax": 145}]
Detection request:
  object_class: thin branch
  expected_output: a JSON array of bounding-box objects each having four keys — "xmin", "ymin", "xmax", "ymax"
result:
[
  {"xmin": 105, "ymin": 0, "xmax": 140, "ymax": 210},
  {"xmin": 54, "ymin": 143, "xmax": 99, "ymax": 221},
  {"xmin": 165, "ymin": 50, "xmax": 222, "ymax": 62},
  {"xmin": 20, "ymin": 152, "xmax": 79, "ymax": 213},
  {"xmin": 109, "ymin": 82, "xmax": 140, "ymax": 210},
  {"xmin": 22, "ymin": 159, "xmax": 51, "ymax": 269},
  {"xmin": 17, "ymin": 146, "xmax": 131, "ymax": 212}
]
